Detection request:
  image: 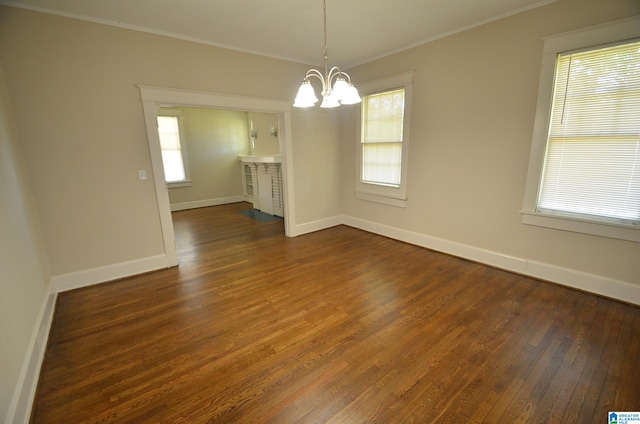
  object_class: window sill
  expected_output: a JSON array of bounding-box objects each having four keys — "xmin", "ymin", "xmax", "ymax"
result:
[
  {"xmin": 168, "ymin": 180, "xmax": 192, "ymax": 189},
  {"xmin": 521, "ymin": 210, "xmax": 640, "ymax": 242},
  {"xmin": 355, "ymin": 190, "xmax": 407, "ymax": 208}
]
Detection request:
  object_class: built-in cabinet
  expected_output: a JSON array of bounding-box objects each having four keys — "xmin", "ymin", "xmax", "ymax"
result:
[
  {"xmin": 239, "ymin": 156, "xmax": 283, "ymax": 217},
  {"xmin": 242, "ymin": 163, "xmax": 254, "ymax": 197}
]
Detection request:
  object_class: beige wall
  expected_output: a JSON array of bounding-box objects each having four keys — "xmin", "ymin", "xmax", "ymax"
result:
[
  {"xmin": 341, "ymin": 0, "xmax": 640, "ymax": 284},
  {"xmin": 292, "ymin": 108, "xmax": 343, "ymax": 223},
  {"xmin": 0, "ymin": 64, "xmax": 51, "ymax": 422},
  {"xmin": 0, "ymin": 6, "xmax": 334, "ymax": 277},
  {"xmin": 166, "ymin": 107, "xmax": 248, "ymax": 206},
  {"xmin": 161, "ymin": 108, "xmax": 285, "ymax": 207}
]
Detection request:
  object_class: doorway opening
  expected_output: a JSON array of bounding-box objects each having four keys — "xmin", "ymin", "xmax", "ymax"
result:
[{"xmin": 139, "ymin": 86, "xmax": 296, "ymax": 268}]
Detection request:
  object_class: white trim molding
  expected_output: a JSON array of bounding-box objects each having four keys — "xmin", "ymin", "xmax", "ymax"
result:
[
  {"xmin": 342, "ymin": 215, "xmax": 640, "ymax": 306},
  {"xmin": 6, "ymin": 282, "xmax": 57, "ymax": 424},
  {"xmin": 524, "ymin": 260, "xmax": 640, "ymax": 306},
  {"xmin": 137, "ymin": 85, "xmax": 296, "ymax": 244},
  {"xmin": 355, "ymin": 72, "xmax": 413, "ymax": 207},
  {"xmin": 294, "ymin": 215, "xmax": 343, "ymax": 237},
  {"xmin": 295, "ymin": 213, "xmax": 640, "ymax": 306},
  {"xmin": 170, "ymin": 195, "xmax": 245, "ymax": 212},
  {"xmin": 521, "ymin": 16, "xmax": 640, "ymax": 242},
  {"xmin": 521, "ymin": 210, "xmax": 640, "ymax": 243},
  {"xmin": 342, "ymin": 216, "xmax": 528, "ymax": 273},
  {"xmin": 52, "ymin": 254, "xmax": 171, "ymax": 292}
]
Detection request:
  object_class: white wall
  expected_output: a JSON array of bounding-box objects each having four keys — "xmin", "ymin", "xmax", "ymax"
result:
[{"xmin": 340, "ymin": 0, "xmax": 640, "ymax": 291}]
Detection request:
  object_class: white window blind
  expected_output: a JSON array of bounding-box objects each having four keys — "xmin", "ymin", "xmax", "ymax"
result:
[
  {"xmin": 157, "ymin": 116, "xmax": 186, "ymax": 182},
  {"xmin": 538, "ymin": 40, "xmax": 640, "ymax": 223},
  {"xmin": 362, "ymin": 89, "xmax": 405, "ymax": 187}
]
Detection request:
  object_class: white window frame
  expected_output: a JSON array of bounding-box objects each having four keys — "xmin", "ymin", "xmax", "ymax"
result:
[
  {"xmin": 157, "ymin": 108, "xmax": 192, "ymax": 188},
  {"xmin": 355, "ymin": 72, "xmax": 413, "ymax": 207},
  {"xmin": 521, "ymin": 16, "xmax": 640, "ymax": 242}
]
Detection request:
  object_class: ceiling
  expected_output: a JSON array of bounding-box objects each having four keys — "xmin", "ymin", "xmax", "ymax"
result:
[{"xmin": 2, "ymin": 0, "xmax": 558, "ymax": 68}]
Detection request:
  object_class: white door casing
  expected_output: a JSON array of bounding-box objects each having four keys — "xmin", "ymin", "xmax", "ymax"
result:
[{"xmin": 138, "ymin": 85, "xmax": 297, "ymax": 266}]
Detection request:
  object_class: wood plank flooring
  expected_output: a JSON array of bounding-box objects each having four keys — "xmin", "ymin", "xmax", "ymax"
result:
[{"xmin": 31, "ymin": 202, "xmax": 640, "ymax": 423}]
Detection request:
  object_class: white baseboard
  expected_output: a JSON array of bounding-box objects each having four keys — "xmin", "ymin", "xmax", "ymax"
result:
[
  {"xmin": 341, "ymin": 215, "xmax": 640, "ymax": 306},
  {"xmin": 52, "ymin": 254, "xmax": 172, "ymax": 292},
  {"xmin": 10, "ymin": 255, "xmax": 172, "ymax": 421},
  {"xmin": 7, "ymin": 282, "xmax": 57, "ymax": 424},
  {"xmin": 342, "ymin": 215, "xmax": 528, "ymax": 272},
  {"xmin": 294, "ymin": 215, "xmax": 342, "ymax": 237},
  {"xmin": 525, "ymin": 260, "xmax": 640, "ymax": 305},
  {"xmin": 170, "ymin": 195, "xmax": 245, "ymax": 212}
]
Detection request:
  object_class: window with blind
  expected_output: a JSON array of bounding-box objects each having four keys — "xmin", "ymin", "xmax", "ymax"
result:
[
  {"xmin": 538, "ymin": 41, "xmax": 640, "ymax": 223},
  {"xmin": 355, "ymin": 72, "xmax": 413, "ymax": 207},
  {"xmin": 156, "ymin": 112, "xmax": 190, "ymax": 185},
  {"xmin": 362, "ymin": 89, "xmax": 405, "ymax": 186},
  {"xmin": 522, "ymin": 17, "xmax": 640, "ymax": 242}
]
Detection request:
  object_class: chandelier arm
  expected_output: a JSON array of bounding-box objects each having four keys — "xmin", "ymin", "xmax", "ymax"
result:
[
  {"xmin": 327, "ymin": 66, "xmax": 342, "ymax": 76},
  {"xmin": 340, "ymin": 71, "xmax": 353, "ymax": 84},
  {"xmin": 327, "ymin": 66, "xmax": 343, "ymax": 86},
  {"xmin": 305, "ymin": 69, "xmax": 325, "ymax": 82},
  {"xmin": 304, "ymin": 69, "xmax": 329, "ymax": 93}
]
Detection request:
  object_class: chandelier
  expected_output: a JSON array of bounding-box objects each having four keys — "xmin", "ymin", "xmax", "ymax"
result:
[{"xmin": 293, "ymin": 0, "xmax": 362, "ymax": 108}]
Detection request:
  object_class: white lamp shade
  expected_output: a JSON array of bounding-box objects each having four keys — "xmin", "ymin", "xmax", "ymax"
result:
[
  {"xmin": 320, "ymin": 95, "xmax": 340, "ymax": 108},
  {"xmin": 332, "ymin": 77, "xmax": 349, "ymax": 101},
  {"xmin": 293, "ymin": 81, "xmax": 318, "ymax": 108},
  {"xmin": 340, "ymin": 84, "xmax": 362, "ymax": 105}
]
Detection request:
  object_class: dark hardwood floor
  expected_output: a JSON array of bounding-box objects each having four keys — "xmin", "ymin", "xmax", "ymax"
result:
[{"xmin": 32, "ymin": 202, "xmax": 640, "ymax": 423}]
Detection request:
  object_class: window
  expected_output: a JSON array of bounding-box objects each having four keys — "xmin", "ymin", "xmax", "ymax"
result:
[
  {"xmin": 522, "ymin": 17, "xmax": 640, "ymax": 242},
  {"xmin": 539, "ymin": 41, "xmax": 640, "ymax": 221},
  {"xmin": 156, "ymin": 109, "xmax": 191, "ymax": 187},
  {"xmin": 356, "ymin": 72, "xmax": 413, "ymax": 207},
  {"xmin": 362, "ymin": 89, "xmax": 405, "ymax": 186}
]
